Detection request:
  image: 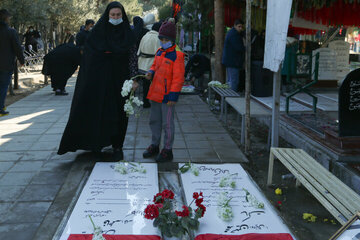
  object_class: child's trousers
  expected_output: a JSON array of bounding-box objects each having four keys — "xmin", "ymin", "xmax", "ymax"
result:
[{"xmin": 149, "ymin": 101, "xmax": 175, "ymax": 150}]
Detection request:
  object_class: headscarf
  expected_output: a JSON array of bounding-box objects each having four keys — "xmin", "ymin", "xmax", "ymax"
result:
[
  {"xmin": 86, "ymin": 1, "xmax": 135, "ymax": 54},
  {"xmin": 133, "ymin": 16, "xmax": 144, "ymax": 42}
]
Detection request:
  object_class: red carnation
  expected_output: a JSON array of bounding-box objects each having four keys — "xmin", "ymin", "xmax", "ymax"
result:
[
  {"xmin": 200, "ymin": 192, "xmax": 203, "ymax": 197},
  {"xmin": 144, "ymin": 204, "xmax": 159, "ymax": 220},
  {"xmin": 161, "ymin": 189, "xmax": 174, "ymax": 199},
  {"xmin": 193, "ymin": 192, "xmax": 199, "ymax": 199},
  {"xmin": 153, "ymin": 193, "xmax": 164, "ymax": 203},
  {"xmin": 175, "ymin": 205, "xmax": 190, "ymax": 217},
  {"xmin": 195, "ymin": 198, "xmax": 203, "ymax": 206},
  {"xmin": 195, "ymin": 204, "xmax": 206, "ymax": 217}
]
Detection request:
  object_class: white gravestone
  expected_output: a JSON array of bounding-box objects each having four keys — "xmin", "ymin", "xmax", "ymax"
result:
[
  {"xmin": 59, "ymin": 162, "xmax": 161, "ymax": 239},
  {"xmin": 312, "ymin": 48, "xmax": 338, "ymax": 81},
  {"xmin": 179, "ymin": 164, "xmax": 295, "ymax": 239},
  {"xmin": 329, "ymin": 40, "xmax": 351, "ymax": 83}
]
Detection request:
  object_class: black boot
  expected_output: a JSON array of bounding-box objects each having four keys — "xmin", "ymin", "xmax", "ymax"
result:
[
  {"xmin": 155, "ymin": 149, "xmax": 173, "ymax": 162},
  {"xmin": 143, "ymin": 144, "xmax": 159, "ymax": 158},
  {"xmin": 113, "ymin": 148, "xmax": 124, "ymax": 161}
]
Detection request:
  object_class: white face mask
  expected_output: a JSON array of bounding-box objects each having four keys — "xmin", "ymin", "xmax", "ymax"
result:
[{"xmin": 109, "ymin": 18, "xmax": 123, "ymax": 25}]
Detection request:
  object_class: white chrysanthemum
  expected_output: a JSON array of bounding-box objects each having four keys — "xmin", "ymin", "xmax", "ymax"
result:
[
  {"xmin": 132, "ymin": 97, "xmax": 143, "ymax": 107},
  {"xmin": 114, "ymin": 162, "xmax": 128, "ymax": 174},
  {"xmin": 92, "ymin": 226, "xmax": 106, "ymax": 240},
  {"xmin": 245, "ymin": 189, "xmax": 264, "ymax": 209},
  {"xmin": 208, "ymin": 81, "xmax": 222, "ymax": 87},
  {"xmin": 217, "ymin": 192, "xmax": 234, "ymax": 221},
  {"xmin": 121, "ymin": 80, "xmax": 133, "ymax": 97},
  {"xmin": 217, "ymin": 205, "xmax": 234, "ymax": 222},
  {"xmin": 190, "ymin": 164, "xmax": 199, "ymax": 176},
  {"xmin": 219, "ymin": 175, "xmax": 229, "ymax": 187},
  {"xmin": 133, "ymin": 164, "xmax": 147, "ymax": 174},
  {"xmin": 124, "ymin": 100, "xmax": 134, "ymax": 115}
]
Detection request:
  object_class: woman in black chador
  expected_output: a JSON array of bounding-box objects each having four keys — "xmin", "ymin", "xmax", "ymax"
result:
[{"xmin": 58, "ymin": 1, "xmax": 138, "ymax": 160}]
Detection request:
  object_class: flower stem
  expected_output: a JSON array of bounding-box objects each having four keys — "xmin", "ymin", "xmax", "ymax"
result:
[
  {"xmin": 88, "ymin": 215, "xmax": 96, "ymax": 230},
  {"xmin": 130, "ymin": 75, "xmax": 146, "ymax": 80}
]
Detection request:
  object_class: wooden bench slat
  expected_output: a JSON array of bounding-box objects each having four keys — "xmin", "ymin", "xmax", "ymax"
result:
[
  {"xmin": 289, "ymin": 149, "xmax": 360, "ymax": 212},
  {"xmin": 271, "ymin": 148, "xmax": 348, "ymax": 224},
  {"xmin": 274, "ymin": 149, "xmax": 355, "ymax": 220}
]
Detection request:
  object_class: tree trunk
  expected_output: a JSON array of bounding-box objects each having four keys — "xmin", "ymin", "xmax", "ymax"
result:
[
  {"xmin": 245, "ymin": 0, "xmax": 252, "ymax": 155},
  {"xmin": 214, "ymin": 0, "xmax": 225, "ymax": 83}
]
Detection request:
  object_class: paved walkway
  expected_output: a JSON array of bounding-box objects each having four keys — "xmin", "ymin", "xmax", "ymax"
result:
[{"xmin": 0, "ymin": 77, "xmax": 247, "ymax": 240}]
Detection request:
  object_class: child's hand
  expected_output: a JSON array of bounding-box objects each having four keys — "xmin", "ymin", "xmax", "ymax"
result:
[
  {"xmin": 145, "ymin": 72, "xmax": 152, "ymax": 80},
  {"xmin": 167, "ymin": 101, "xmax": 176, "ymax": 106}
]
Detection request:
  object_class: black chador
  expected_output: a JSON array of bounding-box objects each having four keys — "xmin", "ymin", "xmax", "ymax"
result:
[
  {"xmin": 58, "ymin": 2, "xmax": 136, "ymax": 156},
  {"xmin": 42, "ymin": 43, "xmax": 81, "ymax": 94}
]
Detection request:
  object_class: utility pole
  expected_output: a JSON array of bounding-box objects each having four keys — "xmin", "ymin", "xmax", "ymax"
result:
[
  {"xmin": 214, "ymin": 0, "xmax": 225, "ymax": 83},
  {"xmin": 245, "ymin": 0, "xmax": 252, "ymax": 155}
]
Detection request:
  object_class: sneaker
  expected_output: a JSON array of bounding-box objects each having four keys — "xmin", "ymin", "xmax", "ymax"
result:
[
  {"xmin": 143, "ymin": 144, "xmax": 159, "ymax": 158},
  {"xmin": 113, "ymin": 148, "xmax": 124, "ymax": 161},
  {"xmin": 55, "ymin": 89, "xmax": 69, "ymax": 96},
  {"xmin": 155, "ymin": 149, "xmax": 173, "ymax": 162},
  {"xmin": 0, "ymin": 109, "xmax": 9, "ymax": 117}
]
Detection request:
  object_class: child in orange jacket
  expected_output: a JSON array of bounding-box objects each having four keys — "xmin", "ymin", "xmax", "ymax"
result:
[{"xmin": 143, "ymin": 20, "xmax": 185, "ymax": 162}]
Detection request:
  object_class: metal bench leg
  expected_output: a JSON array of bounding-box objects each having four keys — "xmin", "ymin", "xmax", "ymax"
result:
[
  {"xmin": 241, "ymin": 115, "xmax": 245, "ymax": 144},
  {"xmin": 225, "ymin": 101, "xmax": 228, "ymax": 124},
  {"xmin": 220, "ymin": 96, "xmax": 224, "ymax": 120},
  {"xmin": 267, "ymin": 150, "xmax": 275, "ymax": 186}
]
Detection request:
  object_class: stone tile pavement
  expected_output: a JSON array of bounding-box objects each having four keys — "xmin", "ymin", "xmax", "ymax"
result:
[{"xmin": 0, "ymin": 78, "xmax": 247, "ymax": 240}]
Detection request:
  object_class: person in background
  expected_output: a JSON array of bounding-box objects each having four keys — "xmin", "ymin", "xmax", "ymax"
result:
[
  {"xmin": 76, "ymin": 19, "xmax": 95, "ymax": 49},
  {"xmin": 222, "ymin": 19, "xmax": 245, "ymax": 92},
  {"xmin": 132, "ymin": 16, "xmax": 148, "ymax": 49},
  {"xmin": 0, "ymin": 9, "xmax": 25, "ymax": 116},
  {"xmin": 184, "ymin": 53, "xmax": 211, "ymax": 93},
  {"xmin": 143, "ymin": 20, "xmax": 185, "ymax": 162},
  {"xmin": 63, "ymin": 28, "xmax": 75, "ymax": 45},
  {"xmin": 143, "ymin": 13, "xmax": 155, "ymax": 31},
  {"xmin": 137, "ymin": 21, "xmax": 162, "ymax": 108},
  {"xmin": 24, "ymin": 26, "xmax": 40, "ymax": 52},
  {"xmin": 58, "ymin": 1, "xmax": 139, "ymax": 161}
]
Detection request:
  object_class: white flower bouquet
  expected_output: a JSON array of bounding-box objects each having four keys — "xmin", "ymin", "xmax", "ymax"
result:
[
  {"xmin": 208, "ymin": 81, "xmax": 229, "ymax": 89},
  {"xmin": 243, "ymin": 188, "xmax": 264, "ymax": 209},
  {"xmin": 114, "ymin": 161, "xmax": 146, "ymax": 175},
  {"xmin": 217, "ymin": 192, "xmax": 234, "ymax": 222},
  {"xmin": 121, "ymin": 75, "xmax": 145, "ymax": 117}
]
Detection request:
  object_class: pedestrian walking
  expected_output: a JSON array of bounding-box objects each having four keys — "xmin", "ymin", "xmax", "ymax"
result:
[
  {"xmin": 0, "ymin": 9, "xmax": 25, "ymax": 117},
  {"xmin": 75, "ymin": 19, "xmax": 95, "ymax": 49},
  {"xmin": 222, "ymin": 19, "xmax": 245, "ymax": 92},
  {"xmin": 142, "ymin": 20, "xmax": 185, "ymax": 162},
  {"xmin": 137, "ymin": 21, "xmax": 161, "ymax": 108},
  {"xmin": 58, "ymin": 1, "xmax": 139, "ymax": 160}
]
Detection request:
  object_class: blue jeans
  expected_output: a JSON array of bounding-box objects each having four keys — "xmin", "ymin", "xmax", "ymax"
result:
[
  {"xmin": 226, "ymin": 67, "xmax": 240, "ymax": 91},
  {"xmin": 0, "ymin": 71, "xmax": 13, "ymax": 109}
]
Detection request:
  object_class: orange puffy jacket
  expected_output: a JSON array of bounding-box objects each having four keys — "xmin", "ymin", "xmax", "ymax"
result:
[{"xmin": 147, "ymin": 45, "xmax": 185, "ymax": 103}]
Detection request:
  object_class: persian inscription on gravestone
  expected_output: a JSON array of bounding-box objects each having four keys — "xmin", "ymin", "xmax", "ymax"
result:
[
  {"xmin": 329, "ymin": 40, "xmax": 350, "ymax": 82},
  {"xmin": 179, "ymin": 164, "xmax": 293, "ymax": 238},
  {"xmin": 339, "ymin": 68, "xmax": 360, "ymax": 137},
  {"xmin": 312, "ymin": 48, "xmax": 337, "ymax": 80},
  {"xmin": 59, "ymin": 162, "xmax": 160, "ymax": 240}
]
